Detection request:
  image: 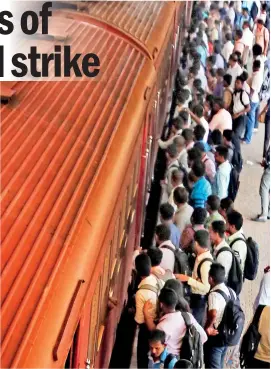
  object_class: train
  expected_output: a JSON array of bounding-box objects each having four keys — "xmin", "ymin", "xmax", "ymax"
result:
[{"xmin": 0, "ymin": 2, "xmax": 192, "ymax": 368}]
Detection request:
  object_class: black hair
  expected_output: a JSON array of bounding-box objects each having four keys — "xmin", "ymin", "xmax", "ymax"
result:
[
  {"xmin": 149, "ymin": 329, "xmax": 166, "ymax": 344},
  {"xmin": 214, "ymin": 41, "xmax": 222, "ymax": 54},
  {"xmin": 155, "ymin": 224, "xmax": 171, "ymax": 241},
  {"xmin": 192, "ymin": 207, "xmax": 207, "ymax": 225},
  {"xmin": 225, "ymin": 32, "xmax": 232, "ymax": 41},
  {"xmin": 207, "ymin": 195, "xmax": 221, "ymax": 211},
  {"xmin": 229, "ymin": 53, "xmax": 238, "ymax": 62},
  {"xmin": 179, "ymin": 110, "xmax": 189, "ymax": 123},
  {"xmin": 216, "ymin": 68, "xmax": 225, "ymax": 78},
  {"xmin": 160, "ymin": 203, "xmax": 175, "ymax": 220},
  {"xmin": 163, "ymin": 279, "xmax": 190, "ymax": 312},
  {"xmin": 211, "ymin": 129, "xmax": 223, "ymax": 145},
  {"xmin": 166, "ymin": 143, "xmax": 178, "ymax": 158},
  {"xmin": 257, "ymin": 19, "xmax": 264, "ymax": 25},
  {"xmin": 214, "ymin": 97, "xmax": 224, "ymax": 109},
  {"xmin": 216, "ymin": 145, "xmax": 229, "ymax": 160},
  {"xmin": 235, "ymin": 29, "xmax": 243, "ymax": 39},
  {"xmin": 182, "ymin": 128, "xmax": 194, "ymax": 142},
  {"xmin": 209, "ymin": 263, "xmax": 226, "ymax": 284},
  {"xmin": 241, "ymin": 70, "xmax": 249, "ymax": 81},
  {"xmin": 159, "ymin": 287, "xmax": 178, "ymax": 309},
  {"xmin": 223, "ymin": 74, "xmax": 232, "ymax": 86},
  {"xmin": 253, "ymin": 59, "xmax": 261, "ymax": 70},
  {"xmin": 147, "ymin": 247, "xmax": 163, "ymax": 267},
  {"xmin": 174, "ymin": 359, "xmax": 193, "ymax": 369},
  {"xmin": 211, "ymin": 220, "xmax": 226, "ymax": 238},
  {"xmin": 207, "ymin": 55, "xmax": 216, "ymax": 66},
  {"xmin": 173, "ymin": 117, "xmax": 185, "ymax": 131},
  {"xmin": 194, "ymin": 125, "xmax": 206, "ymax": 141},
  {"xmin": 194, "ymin": 229, "xmax": 210, "ymax": 248},
  {"xmin": 252, "ymin": 44, "xmax": 263, "ymax": 57},
  {"xmin": 223, "ymin": 129, "xmax": 233, "ymax": 142},
  {"xmin": 220, "ymin": 197, "xmax": 234, "ymax": 213},
  {"xmin": 173, "ymin": 187, "xmax": 188, "ymax": 204},
  {"xmin": 135, "ymin": 254, "xmax": 151, "ymax": 277},
  {"xmin": 209, "ymin": 68, "xmax": 216, "ymax": 78},
  {"xmin": 191, "ymin": 159, "xmax": 206, "ymax": 177},
  {"xmin": 193, "ymin": 78, "xmax": 202, "ymax": 89},
  {"xmin": 227, "ymin": 210, "xmax": 243, "ymax": 230},
  {"xmin": 193, "ymin": 104, "xmax": 204, "ymax": 118},
  {"xmin": 187, "ymin": 147, "xmax": 202, "ymax": 162},
  {"xmin": 194, "ymin": 141, "xmax": 206, "ymax": 153}
]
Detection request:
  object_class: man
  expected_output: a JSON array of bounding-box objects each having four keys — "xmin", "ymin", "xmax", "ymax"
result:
[
  {"xmin": 159, "ymin": 203, "xmax": 181, "ymax": 249},
  {"xmin": 233, "ymin": 29, "xmax": 245, "ymax": 57},
  {"xmin": 222, "ymin": 33, "xmax": 234, "ymax": 63},
  {"xmin": 205, "ymin": 263, "xmax": 236, "ymax": 369},
  {"xmin": 173, "ymin": 187, "xmax": 194, "ymax": 235},
  {"xmin": 135, "ymin": 254, "xmax": 164, "ymax": 369},
  {"xmin": 242, "ymin": 21, "xmax": 254, "ymax": 66},
  {"xmin": 205, "ymin": 195, "xmax": 225, "ymax": 229},
  {"xmin": 226, "ymin": 53, "xmax": 243, "ymax": 89},
  {"xmin": 209, "ymin": 221, "xmax": 232, "ymax": 279},
  {"xmin": 212, "ymin": 145, "xmax": 232, "ymax": 200},
  {"xmin": 148, "ymin": 330, "xmax": 178, "ymax": 369},
  {"xmin": 161, "ymin": 144, "xmax": 180, "ymax": 203},
  {"xmin": 189, "ymin": 160, "xmax": 212, "ymax": 209},
  {"xmin": 176, "ymin": 230, "xmax": 213, "ymax": 326},
  {"xmin": 147, "ymin": 248, "xmax": 175, "ymax": 282},
  {"xmin": 174, "ymin": 136, "xmax": 189, "ymax": 171},
  {"xmin": 222, "ymin": 130, "xmax": 235, "ymax": 163},
  {"xmin": 232, "ymin": 76, "xmax": 251, "ymax": 139},
  {"xmin": 194, "ymin": 142, "xmax": 216, "ymax": 184},
  {"xmin": 182, "ymin": 128, "xmax": 194, "ymax": 151},
  {"xmin": 213, "ymin": 68, "xmax": 225, "ymax": 98},
  {"xmin": 168, "ymin": 169, "xmax": 184, "ymax": 212},
  {"xmin": 243, "ymin": 60, "xmax": 263, "ymax": 144},
  {"xmin": 223, "ymin": 74, "xmax": 233, "ymax": 111},
  {"xmin": 253, "ymin": 146, "xmax": 270, "ymax": 222},
  {"xmin": 189, "ymin": 104, "xmax": 209, "ymax": 142},
  {"xmin": 227, "ymin": 211, "xmax": 247, "ymax": 274},
  {"xmin": 228, "ymin": 1, "xmax": 235, "ymax": 27},
  {"xmin": 181, "ymin": 207, "xmax": 207, "ymax": 251},
  {"xmin": 193, "ymin": 125, "xmax": 210, "ymax": 152},
  {"xmin": 253, "ymin": 19, "xmax": 269, "ymax": 56},
  {"xmin": 213, "ymin": 42, "xmax": 225, "ymax": 70},
  {"xmin": 209, "ymin": 97, "xmax": 232, "ymax": 133},
  {"xmin": 155, "ymin": 225, "xmax": 175, "ymax": 272},
  {"xmin": 158, "ymin": 117, "xmax": 184, "ymax": 149}
]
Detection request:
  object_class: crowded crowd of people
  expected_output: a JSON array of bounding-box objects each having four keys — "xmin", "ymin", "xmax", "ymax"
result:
[{"xmin": 130, "ymin": 1, "xmax": 270, "ymax": 369}]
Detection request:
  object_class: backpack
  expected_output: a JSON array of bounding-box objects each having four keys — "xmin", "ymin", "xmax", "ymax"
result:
[
  {"xmin": 231, "ymin": 144, "xmax": 243, "ymax": 174},
  {"xmin": 151, "ymin": 269, "xmax": 175, "ymax": 283},
  {"xmin": 197, "ymin": 258, "xmax": 213, "ymax": 281},
  {"xmin": 232, "ymin": 90, "xmax": 249, "ymax": 111},
  {"xmin": 228, "ymin": 165, "xmax": 240, "ymax": 202},
  {"xmin": 216, "ymin": 247, "xmax": 243, "ymax": 295},
  {"xmin": 161, "ymin": 245, "xmax": 192, "ymax": 276},
  {"xmin": 162, "ymin": 353, "xmax": 178, "ymax": 369},
  {"xmin": 230, "ymin": 236, "xmax": 259, "ymax": 281},
  {"xmin": 215, "ymin": 288, "xmax": 245, "ymax": 347},
  {"xmin": 240, "ymin": 305, "xmax": 266, "ymax": 368},
  {"xmin": 179, "ymin": 312, "xmax": 204, "ymax": 368}
]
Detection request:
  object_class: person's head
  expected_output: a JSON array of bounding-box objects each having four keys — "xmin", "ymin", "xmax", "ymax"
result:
[
  {"xmin": 160, "ymin": 203, "xmax": 175, "ymax": 223},
  {"xmin": 253, "ymin": 43, "xmax": 263, "ymax": 58},
  {"xmin": 159, "ymin": 287, "xmax": 178, "ymax": 313},
  {"xmin": 219, "ymin": 197, "xmax": 234, "ymax": 219},
  {"xmin": 215, "ymin": 145, "xmax": 229, "ymax": 164},
  {"xmin": 176, "ymin": 90, "xmax": 188, "ymax": 107},
  {"xmin": 242, "ymin": 7, "xmax": 249, "ymax": 17},
  {"xmin": 235, "ymin": 75, "xmax": 244, "ymax": 92},
  {"xmin": 194, "ymin": 142, "xmax": 206, "ymax": 157},
  {"xmin": 229, "ymin": 1, "xmax": 234, "ymax": 8},
  {"xmin": 149, "ymin": 330, "xmax": 167, "ymax": 359},
  {"xmin": 194, "ymin": 229, "xmax": 210, "ymax": 254},
  {"xmin": 155, "ymin": 224, "xmax": 171, "ymax": 244},
  {"xmin": 208, "ymin": 68, "xmax": 217, "ymax": 80},
  {"xmin": 225, "ymin": 32, "xmax": 233, "ymax": 42},
  {"xmin": 192, "ymin": 104, "xmax": 204, "ymax": 118},
  {"xmin": 257, "ymin": 19, "xmax": 264, "ymax": 31},
  {"xmin": 164, "ymin": 279, "xmax": 190, "ymax": 312},
  {"xmin": 187, "ymin": 147, "xmax": 202, "ymax": 168},
  {"xmin": 194, "ymin": 124, "xmax": 206, "ymax": 142},
  {"xmin": 223, "ymin": 129, "xmax": 233, "ymax": 145},
  {"xmin": 191, "ymin": 159, "xmax": 206, "ymax": 179},
  {"xmin": 147, "ymin": 247, "xmax": 163, "ymax": 267},
  {"xmin": 171, "ymin": 168, "xmax": 184, "ymax": 188},
  {"xmin": 216, "ymin": 68, "xmax": 225, "ymax": 82},
  {"xmin": 178, "ymin": 110, "xmax": 189, "ymax": 126},
  {"xmin": 174, "ymin": 359, "xmax": 193, "ymax": 369},
  {"xmin": 191, "ymin": 207, "xmax": 207, "ymax": 225},
  {"xmin": 166, "ymin": 144, "xmax": 178, "ymax": 162},
  {"xmin": 261, "ymin": 3, "xmax": 267, "ymax": 12},
  {"xmin": 211, "ymin": 129, "xmax": 223, "ymax": 146},
  {"xmin": 204, "ymin": 94, "xmax": 215, "ymax": 113},
  {"xmin": 189, "ymin": 65, "xmax": 200, "ymax": 79},
  {"xmin": 227, "ymin": 210, "xmax": 243, "ymax": 235},
  {"xmin": 208, "ymin": 263, "xmax": 225, "ymax": 288},
  {"xmin": 253, "ymin": 59, "xmax": 261, "ymax": 72},
  {"xmin": 241, "ymin": 70, "xmax": 248, "ymax": 82},
  {"xmin": 242, "ymin": 20, "xmax": 250, "ymax": 29},
  {"xmin": 173, "ymin": 187, "xmax": 188, "ymax": 206},
  {"xmin": 172, "ymin": 117, "xmax": 185, "ymax": 134},
  {"xmin": 182, "ymin": 128, "xmax": 194, "ymax": 144},
  {"xmin": 207, "ymin": 55, "xmax": 216, "ymax": 69},
  {"xmin": 193, "ymin": 78, "xmax": 202, "ymax": 91},
  {"xmin": 213, "ymin": 97, "xmax": 224, "ymax": 113},
  {"xmin": 135, "ymin": 254, "xmax": 151, "ymax": 278},
  {"xmin": 210, "ymin": 220, "xmax": 226, "ymax": 245},
  {"xmin": 178, "ymin": 74, "xmax": 188, "ymax": 87},
  {"xmin": 228, "ymin": 53, "xmax": 238, "ymax": 67},
  {"xmin": 207, "ymin": 195, "xmax": 221, "ymax": 214},
  {"xmin": 223, "ymin": 73, "xmax": 232, "ymax": 88}
]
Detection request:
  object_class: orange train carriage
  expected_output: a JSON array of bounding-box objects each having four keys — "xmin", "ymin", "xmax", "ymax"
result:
[{"xmin": 0, "ymin": 2, "xmax": 192, "ymax": 368}]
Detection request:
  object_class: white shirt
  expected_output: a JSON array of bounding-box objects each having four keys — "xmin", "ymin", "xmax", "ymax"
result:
[
  {"xmin": 213, "ymin": 240, "xmax": 233, "ymax": 280},
  {"xmin": 174, "ymin": 203, "xmax": 194, "ymax": 236},
  {"xmin": 233, "ymin": 90, "xmax": 250, "ymax": 114},
  {"xmin": 250, "ymin": 70, "xmax": 263, "ymax": 103},
  {"xmin": 159, "ymin": 240, "xmax": 175, "ymax": 272},
  {"xmin": 178, "ymin": 148, "xmax": 189, "ymax": 171},
  {"xmin": 208, "ymin": 283, "xmax": 237, "ymax": 327},
  {"xmin": 228, "ymin": 230, "xmax": 247, "ymax": 274},
  {"xmin": 228, "ymin": 7, "xmax": 235, "ymax": 26},
  {"xmin": 255, "ymin": 271, "xmax": 270, "ymax": 308},
  {"xmin": 135, "ymin": 275, "xmax": 164, "ymax": 324},
  {"xmin": 227, "ymin": 63, "xmax": 244, "ymax": 89},
  {"xmin": 215, "ymin": 53, "xmax": 225, "ymax": 70},
  {"xmin": 188, "ymin": 251, "xmax": 213, "ymax": 295},
  {"xmin": 242, "ymin": 27, "xmax": 254, "ymax": 50},
  {"xmin": 209, "ymin": 109, "xmax": 232, "ymax": 133},
  {"xmin": 222, "ymin": 41, "xmax": 234, "ymax": 63}
]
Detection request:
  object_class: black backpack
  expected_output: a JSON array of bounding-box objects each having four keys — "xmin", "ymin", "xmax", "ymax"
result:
[
  {"xmin": 197, "ymin": 258, "xmax": 213, "ymax": 280},
  {"xmin": 230, "ymin": 236, "xmax": 259, "ymax": 281},
  {"xmin": 216, "ymin": 247, "xmax": 243, "ymax": 295},
  {"xmin": 179, "ymin": 312, "xmax": 203, "ymax": 368},
  {"xmin": 215, "ymin": 288, "xmax": 245, "ymax": 347},
  {"xmin": 251, "ymin": 2, "xmax": 259, "ymax": 21},
  {"xmin": 228, "ymin": 165, "xmax": 240, "ymax": 202},
  {"xmin": 231, "ymin": 144, "xmax": 243, "ymax": 174},
  {"xmin": 161, "ymin": 245, "xmax": 192, "ymax": 276},
  {"xmin": 240, "ymin": 305, "xmax": 266, "ymax": 368},
  {"xmin": 162, "ymin": 353, "xmax": 178, "ymax": 369}
]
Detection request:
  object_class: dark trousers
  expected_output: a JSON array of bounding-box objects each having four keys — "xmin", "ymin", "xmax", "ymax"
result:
[
  {"xmin": 204, "ymin": 338, "xmax": 228, "ymax": 369},
  {"xmin": 190, "ymin": 294, "xmax": 207, "ymax": 327},
  {"xmin": 263, "ymin": 114, "xmax": 270, "ymax": 158},
  {"xmin": 233, "ymin": 115, "xmax": 246, "ymax": 140},
  {"xmin": 247, "ymin": 357, "xmax": 270, "ymax": 368},
  {"xmin": 137, "ymin": 323, "xmax": 150, "ymax": 369}
]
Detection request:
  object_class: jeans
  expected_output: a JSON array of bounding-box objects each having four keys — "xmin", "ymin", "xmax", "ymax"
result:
[
  {"xmin": 233, "ymin": 115, "xmax": 246, "ymax": 140},
  {"xmin": 204, "ymin": 340, "xmax": 228, "ymax": 369},
  {"xmin": 260, "ymin": 167, "xmax": 270, "ymax": 217},
  {"xmin": 137, "ymin": 324, "xmax": 150, "ymax": 369},
  {"xmin": 244, "ymin": 102, "xmax": 259, "ymax": 143},
  {"xmin": 190, "ymin": 294, "xmax": 207, "ymax": 327}
]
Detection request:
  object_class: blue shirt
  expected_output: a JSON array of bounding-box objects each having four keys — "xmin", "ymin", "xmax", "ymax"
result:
[
  {"xmin": 195, "ymin": 140, "xmax": 211, "ymax": 152},
  {"xmin": 190, "ymin": 177, "xmax": 212, "ymax": 208},
  {"xmin": 148, "ymin": 348, "xmax": 177, "ymax": 369},
  {"xmin": 169, "ymin": 222, "xmax": 181, "ymax": 249},
  {"xmin": 196, "ymin": 45, "xmax": 207, "ymax": 67},
  {"xmin": 212, "ymin": 161, "xmax": 232, "ymax": 200}
]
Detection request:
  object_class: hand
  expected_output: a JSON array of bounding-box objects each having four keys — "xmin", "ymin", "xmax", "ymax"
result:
[
  {"xmin": 160, "ymin": 180, "xmax": 166, "ymax": 186},
  {"xmin": 233, "ymin": 113, "xmax": 240, "ymax": 120},
  {"xmin": 175, "ymin": 274, "xmax": 189, "ymax": 282},
  {"xmin": 135, "ymin": 246, "xmax": 142, "ymax": 252},
  {"xmin": 143, "ymin": 299, "xmax": 154, "ymax": 316},
  {"xmin": 206, "ymin": 327, "xmax": 219, "ymax": 336}
]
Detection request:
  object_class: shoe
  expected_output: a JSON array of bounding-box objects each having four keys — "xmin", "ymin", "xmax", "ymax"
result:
[
  {"xmin": 241, "ymin": 140, "xmax": 249, "ymax": 144},
  {"xmin": 253, "ymin": 128, "xmax": 259, "ymax": 133},
  {"xmin": 252, "ymin": 216, "xmax": 267, "ymax": 222}
]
